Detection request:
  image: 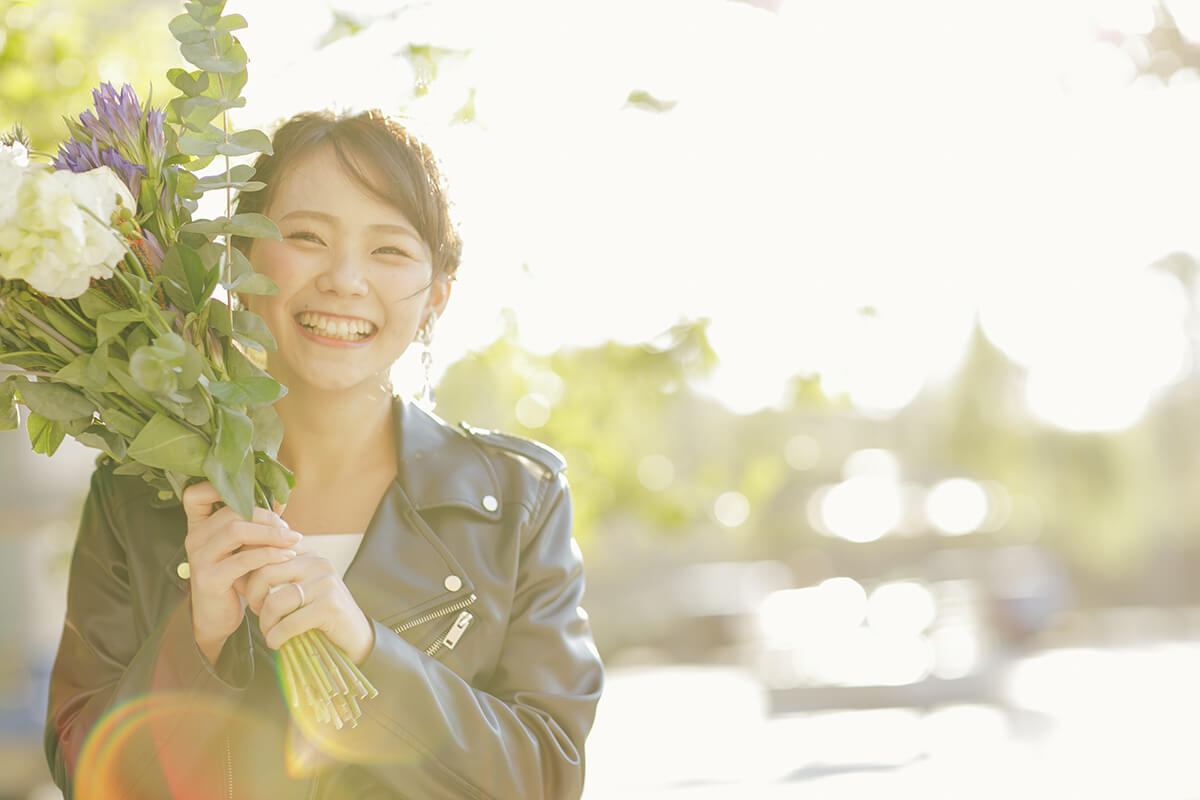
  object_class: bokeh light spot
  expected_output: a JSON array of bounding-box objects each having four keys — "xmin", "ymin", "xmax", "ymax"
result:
[
  {"xmin": 714, "ymin": 491, "xmax": 750, "ymax": 527},
  {"xmin": 514, "ymin": 393, "xmax": 550, "ymax": 428},
  {"xmin": 784, "ymin": 434, "xmax": 819, "ymax": 470},
  {"xmin": 926, "ymin": 478, "xmax": 989, "ymax": 535},
  {"xmin": 636, "ymin": 453, "xmax": 674, "ymax": 491}
]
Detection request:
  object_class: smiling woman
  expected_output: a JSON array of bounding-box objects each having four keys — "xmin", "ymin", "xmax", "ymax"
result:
[{"xmin": 44, "ymin": 108, "xmax": 604, "ymax": 800}]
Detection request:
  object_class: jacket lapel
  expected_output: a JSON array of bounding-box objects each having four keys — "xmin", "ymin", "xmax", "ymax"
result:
[{"xmin": 342, "ymin": 399, "xmax": 497, "ymax": 626}]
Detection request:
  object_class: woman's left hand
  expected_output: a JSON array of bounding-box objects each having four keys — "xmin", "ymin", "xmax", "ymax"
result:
[{"xmin": 240, "ymin": 552, "xmax": 375, "ymax": 664}]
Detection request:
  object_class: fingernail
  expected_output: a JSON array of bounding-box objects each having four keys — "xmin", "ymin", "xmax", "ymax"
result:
[
  {"xmin": 279, "ymin": 549, "xmax": 296, "ymax": 558},
  {"xmin": 285, "ymin": 530, "xmax": 302, "ymax": 542}
]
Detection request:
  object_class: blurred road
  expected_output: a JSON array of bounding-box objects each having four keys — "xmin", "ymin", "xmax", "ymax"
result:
[{"xmin": 584, "ymin": 642, "xmax": 1200, "ymax": 800}]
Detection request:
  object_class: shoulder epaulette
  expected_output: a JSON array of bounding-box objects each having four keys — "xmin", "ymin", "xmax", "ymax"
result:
[{"xmin": 459, "ymin": 421, "xmax": 567, "ymax": 476}]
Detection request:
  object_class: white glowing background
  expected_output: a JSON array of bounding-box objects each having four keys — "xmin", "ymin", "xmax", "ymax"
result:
[{"xmin": 205, "ymin": 0, "xmax": 1200, "ymax": 431}]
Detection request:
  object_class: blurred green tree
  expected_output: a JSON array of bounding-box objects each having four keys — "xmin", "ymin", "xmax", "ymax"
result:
[{"xmin": 0, "ymin": 0, "xmax": 178, "ymax": 152}]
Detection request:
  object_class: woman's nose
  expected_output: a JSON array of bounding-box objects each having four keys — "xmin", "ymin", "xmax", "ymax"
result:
[{"xmin": 316, "ymin": 249, "xmax": 369, "ymax": 296}]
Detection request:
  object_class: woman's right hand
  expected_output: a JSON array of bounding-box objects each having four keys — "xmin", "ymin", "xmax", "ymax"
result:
[{"xmin": 181, "ymin": 482, "xmax": 302, "ymax": 664}]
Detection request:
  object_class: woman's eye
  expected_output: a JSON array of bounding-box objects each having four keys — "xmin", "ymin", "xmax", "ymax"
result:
[
  {"xmin": 375, "ymin": 246, "xmax": 414, "ymax": 258},
  {"xmin": 286, "ymin": 231, "xmax": 324, "ymax": 245}
]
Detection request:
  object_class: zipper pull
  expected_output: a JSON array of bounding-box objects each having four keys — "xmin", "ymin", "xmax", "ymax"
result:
[{"xmin": 442, "ymin": 611, "xmax": 474, "ymax": 650}]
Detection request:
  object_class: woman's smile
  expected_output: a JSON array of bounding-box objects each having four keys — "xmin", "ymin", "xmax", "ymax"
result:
[{"xmin": 295, "ymin": 310, "xmax": 378, "ymax": 345}]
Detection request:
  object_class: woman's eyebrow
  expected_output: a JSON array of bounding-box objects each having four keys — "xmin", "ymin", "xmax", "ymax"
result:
[
  {"xmin": 278, "ymin": 209, "xmax": 334, "ymax": 223},
  {"xmin": 278, "ymin": 210, "xmax": 419, "ymax": 238}
]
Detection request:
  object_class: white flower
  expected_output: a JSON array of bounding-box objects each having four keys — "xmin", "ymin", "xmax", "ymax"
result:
[
  {"xmin": 0, "ymin": 141, "xmax": 29, "ymax": 226},
  {"xmin": 0, "ymin": 164, "xmax": 134, "ymax": 298}
]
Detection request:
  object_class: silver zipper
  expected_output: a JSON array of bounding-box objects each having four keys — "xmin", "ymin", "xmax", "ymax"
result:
[
  {"xmin": 224, "ymin": 734, "xmax": 233, "ymax": 800},
  {"xmin": 425, "ymin": 611, "xmax": 474, "ymax": 657},
  {"xmin": 391, "ymin": 593, "xmax": 476, "ymax": 635}
]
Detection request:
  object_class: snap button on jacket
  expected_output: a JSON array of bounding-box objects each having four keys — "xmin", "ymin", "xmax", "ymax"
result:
[{"xmin": 44, "ymin": 400, "xmax": 604, "ymax": 799}]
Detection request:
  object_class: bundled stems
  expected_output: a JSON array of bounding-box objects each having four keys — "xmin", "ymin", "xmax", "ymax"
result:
[{"xmin": 279, "ymin": 633, "xmax": 378, "ymax": 729}]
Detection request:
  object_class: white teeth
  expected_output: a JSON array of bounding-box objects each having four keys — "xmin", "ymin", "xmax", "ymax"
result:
[{"xmin": 296, "ymin": 311, "xmax": 376, "ymax": 341}]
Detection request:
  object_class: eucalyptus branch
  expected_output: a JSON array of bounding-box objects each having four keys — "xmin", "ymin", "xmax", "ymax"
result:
[
  {"xmin": 0, "ymin": 367, "xmax": 57, "ymax": 380},
  {"xmin": 211, "ymin": 35, "xmax": 236, "ymax": 334},
  {"xmin": 5, "ymin": 300, "xmax": 83, "ymax": 356},
  {"xmin": 51, "ymin": 298, "xmax": 94, "ymax": 331}
]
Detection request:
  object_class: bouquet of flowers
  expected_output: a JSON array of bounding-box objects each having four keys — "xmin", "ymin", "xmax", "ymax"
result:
[{"xmin": 0, "ymin": 0, "xmax": 374, "ymax": 729}]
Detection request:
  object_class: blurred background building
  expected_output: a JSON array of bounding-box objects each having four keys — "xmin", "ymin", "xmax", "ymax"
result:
[{"xmin": 6, "ymin": 0, "xmax": 1200, "ymax": 797}]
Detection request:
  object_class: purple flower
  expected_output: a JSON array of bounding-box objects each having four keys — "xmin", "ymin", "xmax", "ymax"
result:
[
  {"xmin": 145, "ymin": 108, "xmax": 166, "ymax": 164},
  {"xmin": 142, "ymin": 230, "xmax": 165, "ymax": 268},
  {"xmin": 53, "ymin": 135, "xmax": 145, "ymax": 199},
  {"xmin": 52, "ymin": 136, "xmax": 104, "ymax": 173},
  {"xmin": 91, "ymin": 82, "xmax": 143, "ymax": 150},
  {"xmin": 99, "ymin": 147, "xmax": 146, "ymax": 199}
]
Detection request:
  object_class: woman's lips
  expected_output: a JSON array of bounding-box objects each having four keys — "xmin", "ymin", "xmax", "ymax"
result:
[{"xmin": 294, "ymin": 310, "xmax": 378, "ymax": 344}]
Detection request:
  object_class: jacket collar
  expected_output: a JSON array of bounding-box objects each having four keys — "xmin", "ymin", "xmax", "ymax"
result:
[{"xmin": 392, "ymin": 398, "xmax": 503, "ymax": 521}]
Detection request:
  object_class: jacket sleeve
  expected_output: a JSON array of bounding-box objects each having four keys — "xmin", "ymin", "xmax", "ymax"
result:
[
  {"xmin": 316, "ymin": 472, "xmax": 604, "ymax": 800},
  {"xmin": 44, "ymin": 466, "xmax": 254, "ymax": 799}
]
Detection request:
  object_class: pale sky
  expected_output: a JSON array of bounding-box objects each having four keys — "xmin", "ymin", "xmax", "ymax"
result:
[{"xmin": 197, "ymin": 0, "xmax": 1200, "ymax": 429}]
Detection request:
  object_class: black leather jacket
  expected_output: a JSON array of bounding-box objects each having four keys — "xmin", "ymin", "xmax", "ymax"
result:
[{"xmin": 44, "ymin": 400, "xmax": 604, "ymax": 799}]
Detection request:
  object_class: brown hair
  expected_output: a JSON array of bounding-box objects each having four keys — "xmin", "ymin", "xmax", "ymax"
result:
[{"xmin": 234, "ymin": 109, "xmax": 461, "ymax": 278}]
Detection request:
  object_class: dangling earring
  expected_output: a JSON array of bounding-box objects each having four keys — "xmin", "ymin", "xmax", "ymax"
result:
[{"xmin": 416, "ymin": 311, "xmax": 437, "ymax": 410}]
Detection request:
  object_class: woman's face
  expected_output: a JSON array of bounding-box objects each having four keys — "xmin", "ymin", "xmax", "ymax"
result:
[{"xmin": 245, "ymin": 144, "xmax": 449, "ymax": 397}]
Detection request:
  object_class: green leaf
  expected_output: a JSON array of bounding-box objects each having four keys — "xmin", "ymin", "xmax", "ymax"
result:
[
  {"xmin": 249, "ymin": 404, "xmax": 285, "ymax": 457},
  {"xmin": 17, "ymin": 379, "xmax": 96, "ymax": 421},
  {"xmin": 0, "ymin": 380, "xmax": 17, "ymax": 432},
  {"xmin": 26, "ymin": 327, "xmax": 74, "ymax": 361},
  {"xmin": 625, "ymin": 90, "xmax": 678, "ymax": 113},
  {"xmin": 166, "ymin": 67, "xmax": 210, "ymax": 97},
  {"xmin": 27, "ymin": 413, "xmax": 65, "ymax": 456},
  {"xmin": 204, "ymin": 404, "xmax": 255, "ymax": 519},
  {"xmin": 169, "ymin": 13, "xmax": 213, "ymax": 44},
  {"xmin": 107, "ymin": 365, "xmax": 158, "ymax": 410},
  {"xmin": 181, "ymin": 39, "xmax": 247, "ymax": 74},
  {"xmin": 215, "ymin": 14, "xmax": 248, "ymax": 33},
  {"xmin": 178, "ymin": 386, "xmax": 212, "ymax": 426},
  {"xmin": 161, "ymin": 243, "xmax": 217, "ymax": 312},
  {"xmin": 96, "ymin": 309, "xmax": 144, "ymax": 343},
  {"xmin": 100, "ymin": 407, "xmax": 145, "ymax": 439},
  {"xmin": 255, "ymin": 454, "xmax": 294, "ymax": 505},
  {"xmin": 87, "ymin": 343, "xmax": 112, "ymax": 388},
  {"xmin": 125, "ymin": 323, "xmax": 152, "ymax": 356},
  {"xmin": 219, "ymin": 69, "xmax": 248, "ymax": 103},
  {"xmin": 222, "ymin": 246, "xmax": 253, "ymax": 281},
  {"xmin": 208, "ymin": 376, "xmax": 284, "ymax": 407},
  {"xmin": 204, "ymin": 450, "xmax": 255, "ymax": 520},
  {"xmin": 216, "ymin": 129, "xmax": 272, "ymax": 157},
  {"xmin": 185, "ymin": 1, "xmax": 223, "ymax": 25},
  {"xmin": 208, "ymin": 300, "xmax": 234, "ymax": 338},
  {"xmin": 181, "ymin": 213, "xmax": 280, "ymax": 240},
  {"xmin": 176, "ymin": 135, "xmax": 221, "ymax": 158},
  {"xmin": 78, "ymin": 289, "xmax": 122, "ymax": 320},
  {"xmin": 77, "ymin": 424, "xmax": 128, "ymax": 460},
  {"xmin": 113, "ymin": 461, "xmax": 150, "ymax": 477},
  {"xmin": 127, "ymin": 413, "xmax": 209, "ymax": 474},
  {"xmin": 195, "ymin": 175, "xmax": 264, "ymax": 193},
  {"xmin": 41, "ymin": 306, "xmax": 96, "ymax": 350},
  {"xmin": 0, "ymin": 352, "xmax": 59, "ymax": 371},
  {"xmin": 55, "ymin": 353, "xmax": 105, "ymax": 391},
  {"xmin": 195, "ymin": 164, "xmax": 263, "ymax": 194},
  {"xmin": 174, "ymin": 96, "xmax": 227, "ymax": 130},
  {"xmin": 223, "ymin": 341, "xmax": 264, "ymax": 381},
  {"xmin": 232, "ymin": 310, "xmax": 276, "ymax": 351},
  {"xmin": 212, "ymin": 405, "xmax": 252, "ymax": 475},
  {"xmin": 179, "ymin": 340, "xmax": 205, "ymax": 390},
  {"xmin": 129, "ymin": 345, "xmax": 177, "ymax": 394},
  {"xmin": 59, "ymin": 415, "xmax": 88, "ymax": 437},
  {"xmin": 225, "ymin": 272, "xmax": 277, "ymax": 296}
]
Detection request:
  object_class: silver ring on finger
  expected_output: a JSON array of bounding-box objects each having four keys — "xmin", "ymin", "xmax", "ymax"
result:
[{"xmin": 292, "ymin": 581, "xmax": 306, "ymax": 612}]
